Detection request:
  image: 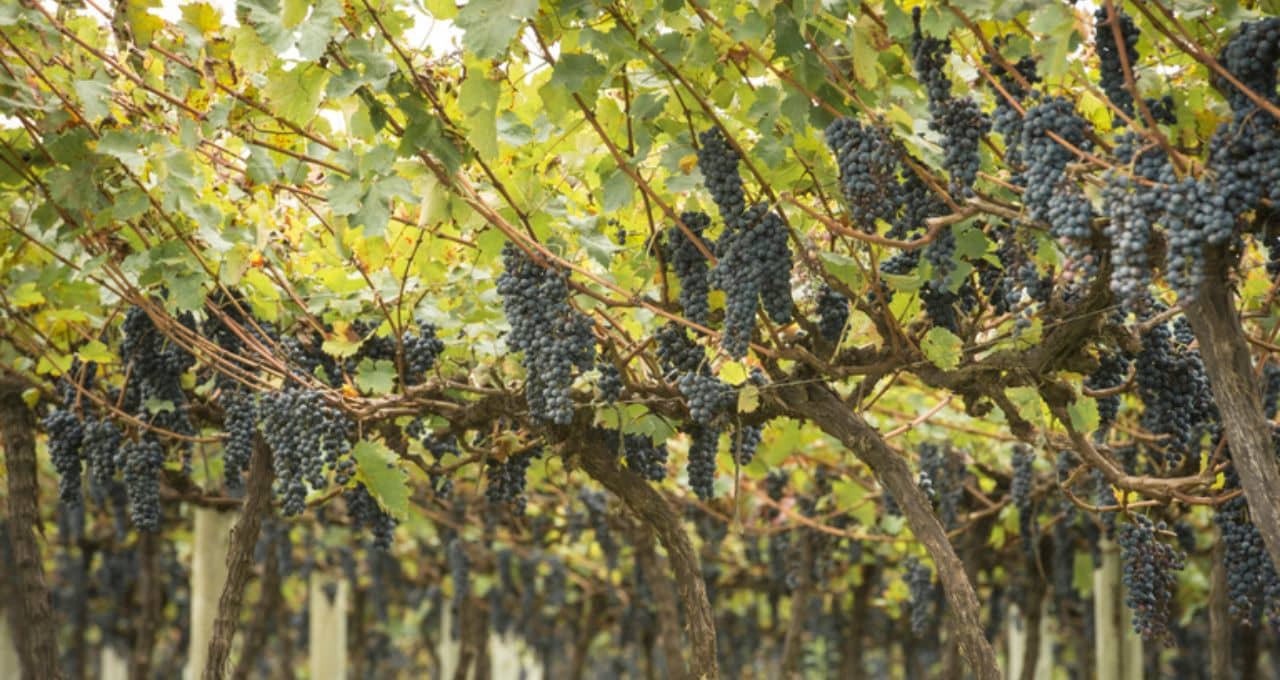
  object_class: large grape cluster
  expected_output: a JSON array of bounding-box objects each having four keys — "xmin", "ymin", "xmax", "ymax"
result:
[
  {"xmin": 911, "ymin": 15, "xmax": 989, "ymax": 193},
  {"xmin": 1215, "ymin": 472, "xmax": 1280, "ymax": 626},
  {"xmin": 686, "ymin": 425, "xmax": 720, "ymax": 501},
  {"xmin": 1133, "ymin": 317, "xmax": 1215, "ymax": 467},
  {"xmin": 43, "ymin": 408, "xmax": 84, "ymax": 508},
  {"xmin": 82, "ymin": 416, "xmax": 121, "ymax": 502},
  {"xmin": 221, "ymin": 388, "xmax": 257, "ymax": 495},
  {"xmin": 496, "ymin": 242, "xmax": 596, "ymax": 425},
  {"xmin": 1094, "ymin": 5, "xmax": 1139, "ymax": 118},
  {"xmin": 345, "ymin": 482, "xmax": 396, "ymax": 551},
  {"xmin": 824, "ymin": 118, "xmax": 902, "ymax": 228},
  {"xmin": 1102, "ymin": 173, "xmax": 1158, "ymax": 311},
  {"xmin": 815, "ymin": 284, "xmax": 849, "ymax": 344},
  {"xmin": 1216, "ymin": 17, "xmax": 1280, "ymax": 111},
  {"xmin": 1020, "ymin": 98, "xmax": 1093, "ymax": 236},
  {"xmin": 259, "ymin": 388, "xmax": 354, "ymax": 516},
  {"xmin": 118, "ymin": 437, "xmax": 164, "ymax": 532},
  {"xmin": 485, "ymin": 445, "xmax": 542, "ymax": 515},
  {"xmin": 121, "ymin": 306, "xmax": 196, "ymax": 441},
  {"xmin": 666, "ymin": 211, "xmax": 713, "ymax": 325},
  {"xmin": 696, "ymin": 128, "xmax": 746, "ymax": 220},
  {"xmin": 984, "ymin": 39, "xmax": 1040, "ymax": 168},
  {"xmin": 712, "ymin": 204, "xmax": 793, "ymax": 357},
  {"xmin": 1118, "ymin": 515, "xmax": 1185, "ymax": 641}
]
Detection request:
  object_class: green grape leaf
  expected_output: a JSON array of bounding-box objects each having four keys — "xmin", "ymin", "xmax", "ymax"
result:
[
  {"xmin": 352, "ymin": 439, "xmax": 410, "ymax": 521},
  {"xmin": 921, "ymin": 327, "xmax": 963, "ymax": 370}
]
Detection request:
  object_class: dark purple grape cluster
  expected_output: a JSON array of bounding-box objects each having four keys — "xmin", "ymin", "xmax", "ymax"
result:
[
  {"xmin": 121, "ymin": 305, "xmax": 195, "ymax": 441},
  {"xmin": 1102, "ymin": 173, "xmax": 1158, "ymax": 311},
  {"xmin": 43, "ymin": 408, "xmax": 84, "ymax": 508},
  {"xmin": 686, "ymin": 425, "xmax": 720, "ymax": 500},
  {"xmin": 655, "ymin": 323, "xmax": 705, "ymax": 379},
  {"xmin": 824, "ymin": 118, "xmax": 902, "ymax": 229},
  {"xmin": 911, "ymin": 10, "xmax": 989, "ymax": 193},
  {"xmin": 221, "ymin": 388, "xmax": 256, "ymax": 495},
  {"xmin": 621, "ymin": 433, "xmax": 667, "ymax": 482},
  {"xmin": 910, "ymin": 8, "xmax": 951, "ymax": 104},
  {"xmin": 1094, "ymin": 5, "xmax": 1139, "ymax": 118},
  {"xmin": 712, "ymin": 204, "xmax": 793, "ymax": 357},
  {"xmin": 446, "ymin": 537, "xmax": 469, "ymax": 640},
  {"xmin": 82, "ymin": 416, "xmax": 121, "ymax": 502},
  {"xmin": 1118, "ymin": 515, "xmax": 1185, "ymax": 641},
  {"xmin": 903, "ymin": 556, "xmax": 936, "ymax": 635},
  {"xmin": 1215, "ymin": 472, "xmax": 1280, "ymax": 626},
  {"xmin": 1019, "ymin": 98, "xmax": 1093, "ymax": 238},
  {"xmin": 730, "ymin": 426, "xmax": 762, "ymax": 465},
  {"xmin": 496, "ymin": 242, "xmax": 596, "ymax": 425},
  {"xmin": 118, "ymin": 437, "xmax": 164, "ymax": 532},
  {"xmin": 666, "ymin": 211, "xmax": 713, "ymax": 325},
  {"xmin": 1216, "ymin": 17, "xmax": 1280, "ymax": 111},
  {"xmin": 1011, "ymin": 445, "xmax": 1036, "ymax": 562},
  {"xmin": 400, "ymin": 321, "xmax": 446, "ymax": 382},
  {"xmin": 676, "ymin": 372, "xmax": 734, "ymax": 424},
  {"xmin": 1085, "ymin": 351, "xmax": 1130, "ymax": 435},
  {"xmin": 815, "ymin": 284, "xmax": 849, "ymax": 344},
  {"xmin": 259, "ymin": 387, "xmax": 354, "ymax": 516},
  {"xmin": 917, "ymin": 442, "xmax": 964, "ymax": 528},
  {"xmin": 920, "ymin": 280, "xmax": 960, "ymax": 334},
  {"xmin": 345, "ymin": 482, "xmax": 396, "ymax": 551},
  {"xmin": 595, "ymin": 361, "xmax": 623, "ymax": 404},
  {"xmin": 485, "ymin": 445, "xmax": 542, "ymax": 515},
  {"xmin": 1133, "ymin": 316, "xmax": 1215, "ymax": 467},
  {"xmin": 984, "ymin": 39, "xmax": 1041, "ymax": 168},
  {"xmin": 696, "ymin": 127, "xmax": 746, "ymax": 220}
]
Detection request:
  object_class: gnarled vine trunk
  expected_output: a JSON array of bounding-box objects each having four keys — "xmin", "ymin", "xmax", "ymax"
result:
[
  {"xmin": 779, "ymin": 383, "xmax": 1000, "ymax": 680},
  {"xmin": 0, "ymin": 377, "xmax": 64, "ymax": 680},
  {"xmin": 1184, "ymin": 265, "xmax": 1280, "ymax": 572},
  {"xmin": 573, "ymin": 432, "xmax": 718, "ymax": 679}
]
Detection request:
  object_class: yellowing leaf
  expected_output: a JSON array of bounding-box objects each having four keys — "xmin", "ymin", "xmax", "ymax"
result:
[
  {"xmin": 920, "ymin": 327, "xmax": 963, "ymax": 370},
  {"xmin": 10, "ymin": 282, "xmax": 44, "ymax": 308}
]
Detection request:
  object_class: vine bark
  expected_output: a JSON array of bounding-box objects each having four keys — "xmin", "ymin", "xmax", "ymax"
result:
[{"xmin": 0, "ymin": 377, "xmax": 63, "ymax": 680}]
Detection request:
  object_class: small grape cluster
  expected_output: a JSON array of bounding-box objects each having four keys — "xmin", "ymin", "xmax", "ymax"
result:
[
  {"xmin": 1094, "ymin": 5, "xmax": 1140, "ymax": 118},
  {"xmin": 1011, "ymin": 445, "xmax": 1037, "ymax": 562},
  {"xmin": 815, "ymin": 284, "xmax": 849, "ymax": 344},
  {"xmin": 43, "ymin": 408, "xmax": 84, "ymax": 508},
  {"xmin": 595, "ymin": 361, "xmax": 623, "ymax": 404},
  {"xmin": 119, "ymin": 437, "xmax": 164, "ymax": 532},
  {"xmin": 1118, "ymin": 515, "xmax": 1186, "ymax": 642},
  {"xmin": 904, "ymin": 556, "xmax": 936, "ymax": 635},
  {"xmin": 1085, "ymin": 351, "xmax": 1131, "ymax": 436},
  {"xmin": 917, "ymin": 442, "xmax": 964, "ymax": 529},
  {"xmin": 730, "ymin": 426, "xmax": 762, "ymax": 466},
  {"xmin": 345, "ymin": 482, "xmax": 396, "ymax": 551},
  {"xmin": 621, "ymin": 433, "xmax": 668, "ymax": 482},
  {"xmin": 686, "ymin": 425, "xmax": 720, "ymax": 501},
  {"xmin": 696, "ymin": 128, "xmax": 746, "ymax": 220},
  {"xmin": 486, "ymin": 445, "xmax": 542, "ymax": 515},
  {"xmin": 259, "ymin": 388, "xmax": 354, "ymax": 516},
  {"xmin": 496, "ymin": 243, "xmax": 596, "ymax": 425},
  {"xmin": 666, "ymin": 211, "xmax": 713, "ymax": 325}
]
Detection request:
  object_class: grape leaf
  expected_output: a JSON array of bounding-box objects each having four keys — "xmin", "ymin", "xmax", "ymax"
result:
[{"xmin": 352, "ymin": 440, "xmax": 410, "ymax": 521}]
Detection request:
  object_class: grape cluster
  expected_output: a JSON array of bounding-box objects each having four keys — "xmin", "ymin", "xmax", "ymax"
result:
[
  {"xmin": 259, "ymin": 387, "xmax": 354, "ymax": 516},
  {"xmin": 686, "ymin": 425, "xmax": 720, "ymax": 501},
  {"xmin": 221, "ymin": 388, "xmax": 256, "ymax": 495},
  {"xmin": 911, "ymin": 17, "xmax": 989, "ymax": 193},
  {"xmin": 1085, "ymin": 351, "xmax": 1130, "ymax": 436},
  {"xmin": 1118, "ymin": 515, "xmax": 1185, "ymax": 641},
  {"xmin": 344, "ymin": 320, "xmax": 445, "ymax": 385},
  {"xmin": 696, "ymin": 128, "xmax": 746, "ymax": 220},
  {"xmin": 118, "ymin": 437, "xmax": 164, "ymax": 532},
  {"xmin": 984, "ymin": 39, "xmax": 1041, "ymax": 168},
  {"xmin": 345, "ymin": 482, "xmax": 396, "ymax": 551},
  {"xmin": 43, "ymin": 408, "xmax": 84, "ymax": 508},
  {"xmin": 1094, "ymin": 5, "xmax": 1139, "ymax": 118},
  {"xmin": 1216, "ymin": 17, "xmax": 1280, "ymax": 112},
  {"xmin": 824, "ymin": 118, "xmax": 902, "ymax": 228},
  {"xmin": 620, "ymin": 433, "xmax": 667, "ymax": 482},
  {"xmin": 1102, "ymin": 173, "xmax": 1158, "ymax": 311},
  {"xmin": 730, "ymin": 426, "xmax": 762, "ymax": 466},
  {"xmin": 595, "ymin": 361, "xmax": 623, "ymax": 404},
  {"xmin": 82, "ymin": 416, "xmax": 121, "ymax": 502},
  {"xmin": 712, "ymin": 204, "xmax": 793, "ymax": 357},
  {"xmin": 1020, "ymin": 98, "xmax": 1094, "ymax": 241},
  {"xmin": 1134, "ymin": 317, "xmax": 1215, "ymax": 467},
  {"xmin": 496, "ymin": 243, "xmax": 596, "ymax": 425},
  {"xmin": 677, "ymin": 372, "xmax": 734, "ymax": 424},
  {"xmin": 1011, "ymin": 445, "xmax": 1037, "ymax": 562},
  {"xmin": 917, "ymin": 442, "xmax": 964, "ymax": 529},
  {"xmin": 120, "ymin": 306, "xmax": 195, "ymax": 441},
  {"xmin": 446, "ymin": 538, "xmax": 469, "ymax": 640},
  {"xmin": 903, "ymin": 556, "xmax": 936, "ymax": 635},
  {"xmin": 485, "ymin": 445, "xmax": 542, "ymax": 515},
  {"xmin": 1215, "ymin": 473, "xmax": 1280, "ymax": 626},
  {"xmin": 655, "ymin": 323, "xmax": 705, "ymax": 379},
  {"xmin": 815, "ymin": 284, "xmax": 850, "ymax": 344},
  {"xmin": 666, "ymin": 211, "xmax": 713, "ymax": 325}
]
